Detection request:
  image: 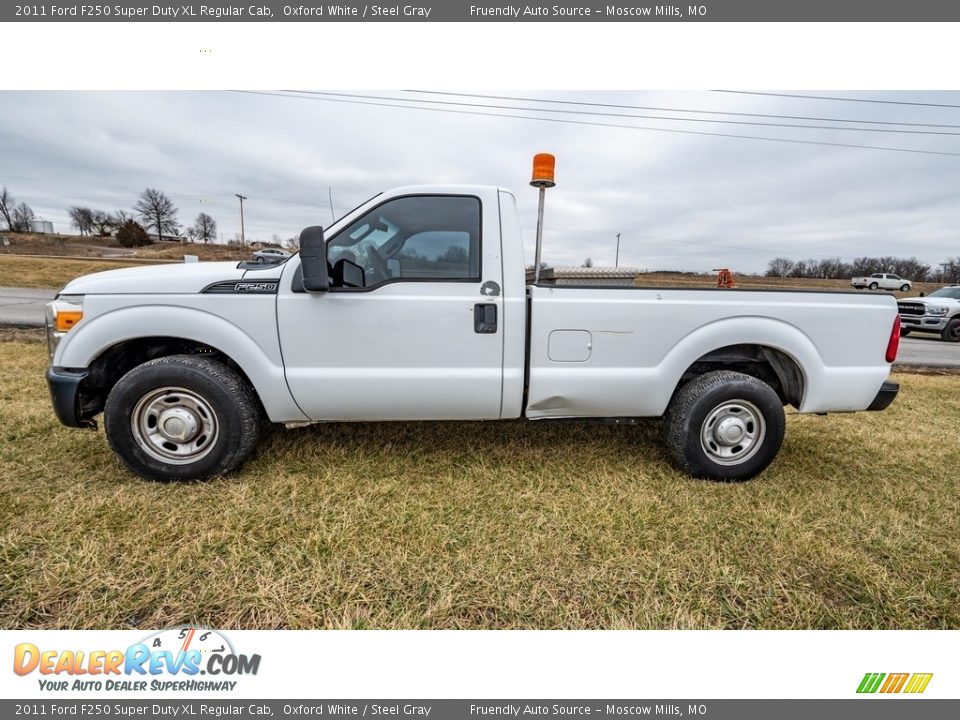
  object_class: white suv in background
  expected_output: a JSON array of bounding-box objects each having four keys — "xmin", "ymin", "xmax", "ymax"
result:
[{"xmin": 898, "ymin": 286, "xmax": 960, "ymax": 342}]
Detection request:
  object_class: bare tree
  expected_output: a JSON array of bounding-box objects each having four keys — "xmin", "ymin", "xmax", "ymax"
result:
[
  {"xmin": 134, "ymin": 188, "xmax": 179, "ymax": 242},
  {"xmin": 193, "ymin": 212, "xmax": 217, "ymax": 244},
  {"xmin": 284, "ymin": 235, "xmax": 300, "ymax": 251},
  {"xmin": 11, "ymin": 202, "xmax": 35, "ymax": 232},
  {"xmin": 0, "ymin": 187, "xmax": 15, "ymax": 231},
  {"xmin": 112, "ymin": 209, "xmax": 132, "ymax": 227},
  {"xmin": 90, "ymin": 210, "xmax": 114, "ymax": 237},
  {"xmin": 940, "ymin": 257, "xmax": 960, "ymax": 284},
  {"xmin": 582, "ymin": 257, "xmax": 594, "ymax": 268},
  {"xmin": 69, "ymin": 206, "xmax": 94, "ymax": 236},
  {"xmin": 765, "ymin": 257, "xmax": 795, "ymax": 277}
]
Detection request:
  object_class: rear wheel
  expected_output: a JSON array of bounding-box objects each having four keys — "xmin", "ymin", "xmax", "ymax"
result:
[
  {"xmin": 104, "ymin": 355, "xmax": 262, "ymax": 481},
  {"xmin": 869, "ymin": 282, "xmax": 879, "ymax": 290},
  {"xmin": 663, "ymin": 370, "xmax": 785, "ymax": 482},
  {"xmin": 942, "ymin": 318, "xmax": 960, "ymax": 343}
]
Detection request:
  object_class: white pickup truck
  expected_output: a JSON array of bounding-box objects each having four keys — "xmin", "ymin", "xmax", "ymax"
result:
[
  {"xmin": 851, "ymin": 273, "xmax": 912, "ymax": 291},
  {"xmin": 45, "ymin": 185, "xmax": 901, "ymax": 483},
  {"xmin": 897, "ymin": 285, "xmax": 960, "ymax": 342}
]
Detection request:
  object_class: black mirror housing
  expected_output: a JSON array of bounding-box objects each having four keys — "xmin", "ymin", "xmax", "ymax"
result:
[{"xmin": 299, "ymin": 225, "xmax": 328, "ymax": 292}]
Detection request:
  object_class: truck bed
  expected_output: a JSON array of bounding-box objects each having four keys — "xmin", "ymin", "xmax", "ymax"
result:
[{"xmin": 524, "ymin": 284, "xmax": 897, "ymax": 419}]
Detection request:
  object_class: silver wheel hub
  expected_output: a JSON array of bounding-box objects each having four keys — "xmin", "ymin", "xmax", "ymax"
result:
[
  {"xmin": 131, "ymin": 386, "xmax": 219, "ymax": 465},
  {"xmin": 157, "ymin": 407, "xmax": 200, "ymax": 442},
  {"xmin": 700, "ymin": 400, "xmax": 766, "ymax": 466}
]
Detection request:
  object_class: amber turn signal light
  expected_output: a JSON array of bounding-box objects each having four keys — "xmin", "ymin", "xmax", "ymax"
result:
[{"xmin": 54, "ymin": 310, "xmax": 83, "ymax": 332}]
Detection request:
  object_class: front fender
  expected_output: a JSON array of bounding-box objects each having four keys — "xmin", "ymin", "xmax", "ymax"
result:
[{"xmin": 55, "ymin": 304, "xmax": 307, "ymax": 423}]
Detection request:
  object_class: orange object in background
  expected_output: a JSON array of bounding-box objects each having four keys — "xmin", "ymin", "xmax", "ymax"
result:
[{"xmin": 714, "ymin": 268, "xmax": 737, "ymax": 288}]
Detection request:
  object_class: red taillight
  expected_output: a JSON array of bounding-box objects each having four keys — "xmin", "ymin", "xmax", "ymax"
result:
[{"xmin": 885, "ymin": 315, "xmax": 901, "ymax": 363}]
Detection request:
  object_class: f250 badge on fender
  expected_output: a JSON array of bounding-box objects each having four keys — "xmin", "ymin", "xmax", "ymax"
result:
[{"xmin": 234, "ymin": 282, "xmax": 277, "ymax": 293}]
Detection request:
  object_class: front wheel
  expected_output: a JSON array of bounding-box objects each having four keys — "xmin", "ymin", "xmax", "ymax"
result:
[
  {"xmin": 900, "ymin": 284, "xmax": 910, "ymax": 292},
  {"xmin": 663, "ymin": 370, "xmax": 786, "ymax": 482},
  {"xmin": 104, "ymin": 355, "xmax": 262, "ymax": 481},
  {"xmin": 942, "ymin": 318, "xmax": 960, "ymax": 343}
]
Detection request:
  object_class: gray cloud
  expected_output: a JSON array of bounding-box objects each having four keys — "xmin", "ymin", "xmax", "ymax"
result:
[{"xmin": 2, "ymin": 90, "xmax": 959, "ymax": 273}]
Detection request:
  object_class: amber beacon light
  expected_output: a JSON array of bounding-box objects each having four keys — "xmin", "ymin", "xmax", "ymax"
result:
[
  {"xmin": 530, "ymin": 153, "xmax": 556, "ymax": 283},
  {"xmin": 530, "ymin": 153, "xmax": 556, "ymax": 188}
]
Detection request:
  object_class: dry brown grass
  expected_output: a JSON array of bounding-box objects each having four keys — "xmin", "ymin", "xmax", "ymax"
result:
[
  {"xmin": 0, "ymin": 337, "xmax": 957, "ymax": 630},
  {"xmin": 0, "ymin": 255, "xmax": 147, "ymax": 289}
]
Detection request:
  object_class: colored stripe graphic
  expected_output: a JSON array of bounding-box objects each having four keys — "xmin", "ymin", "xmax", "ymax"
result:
[
  {"xmin": 904, "ymin": 673, "xmax": 933, "ymax": 694},
  {"xmin": 880, "ymin": 673, "xmax": 909, "ymax": 693},
  {"xmin": 857, "ymin": 672, "xmax": 932, "ymax": 694},
  {"xmin": 857, "ymin": 673, "xmax": 885, "ymax": 693}
]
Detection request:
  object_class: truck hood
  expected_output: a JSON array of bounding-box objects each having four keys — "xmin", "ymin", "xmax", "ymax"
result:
[
  {"xmin": 898, "ymin": 296, "xmax": 960, "ymax": 309},
  {"xmin": 58, "ymin": 261, "xmax": 248, "ymax": 295}
]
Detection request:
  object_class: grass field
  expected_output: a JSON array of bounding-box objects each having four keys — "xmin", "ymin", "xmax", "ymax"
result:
[
  {"xmin": 1, "ymin": 334, "xmax": 958, "ymax": 630},
  {"xmin": 0, "ymin": 255, "xmax": 146, "ymax": 289},
  {"xmin": 0, "ymin": 233, "xmax": 253, "ymax": 288}
]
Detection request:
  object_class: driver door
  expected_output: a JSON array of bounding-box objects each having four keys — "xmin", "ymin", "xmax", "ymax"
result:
[{"xmin": 276, "ymin": 192, "xmax": 505, "ymax": 421}]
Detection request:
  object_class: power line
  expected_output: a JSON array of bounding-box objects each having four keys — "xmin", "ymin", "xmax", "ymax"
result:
[
  {"xmin": 713, "ymin": 90, "xmax": 960, "ymax": 109},
  {"xmin": 281, "ymin": 90, "xmax": 960, "ymax": 136},
  {"xmin": 231, "ymin": 90, "xmax": 960, "ymax": 158},
  {"xmin": 404, "ymin": 90, "xmax": 960, "ymax": 130}
]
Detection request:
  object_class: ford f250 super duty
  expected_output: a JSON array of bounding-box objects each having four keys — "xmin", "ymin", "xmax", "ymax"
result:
[{"xmin": 45, "ymin": 183, "xmax": 901, "ymax": 482}]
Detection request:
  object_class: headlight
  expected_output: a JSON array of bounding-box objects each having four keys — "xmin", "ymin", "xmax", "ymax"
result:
[
  {"xmin": 45, "ymin": 295, "xmax": 84, "ymax": 363},
  {"xmin": 925, "ymin": 306, "xmax": 949, "ymax": 317}
]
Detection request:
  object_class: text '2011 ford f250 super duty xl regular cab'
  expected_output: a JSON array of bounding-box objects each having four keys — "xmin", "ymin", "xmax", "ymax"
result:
[{"xmin": 45, "ymin": 182, "xmax": 901, "ymax": 483}]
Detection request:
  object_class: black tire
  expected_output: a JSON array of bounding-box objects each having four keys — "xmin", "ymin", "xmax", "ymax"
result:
[
  {"xmin": 869, "ymin": 282, "xmax": 879, "ymax": 290},
  {"xmin": 942, "ymin": 318, "xmax": 960, "ymax": 343},
  {"xmin": 104, "ymin": 355, "xmax": 262, "ymax": 481},
  {"xmin": 900, "ymin": 284, "xmax": 910, "ymax": 292},
  {"xmin": 663, "ymin": 370, "xmax": 785, "ymax": 482},
  {"xmin": 900, "ymin": 328, "xmax": 911, "ymax": 336}
]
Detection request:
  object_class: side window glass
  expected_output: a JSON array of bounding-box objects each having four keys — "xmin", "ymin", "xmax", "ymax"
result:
[
  {"xmin": 327, "ymin": 196, "xmax": 480, "ymax": 288},
  {"xmin": 398, "ymin": 231, "xmax": 472, "ymax": 278}
]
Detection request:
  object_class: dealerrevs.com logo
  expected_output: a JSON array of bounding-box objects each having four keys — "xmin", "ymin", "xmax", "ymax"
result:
[{"xmin": 13, "ymin": 628, "xmax": 261, "ymax": 693}]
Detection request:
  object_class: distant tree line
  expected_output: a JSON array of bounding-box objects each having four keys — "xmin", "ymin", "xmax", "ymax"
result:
[
  {"xmin": 1, "ymin": 184, "xmax": 217, "ymax": 248},
  {"xmin": 766, "ymin": 255, "xmax": 960, "ymax": 283}
]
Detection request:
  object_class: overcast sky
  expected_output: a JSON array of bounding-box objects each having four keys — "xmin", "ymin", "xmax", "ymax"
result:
[{"xmin": 2, "ymin": 90, "xmax": 959, "ymax": 273}]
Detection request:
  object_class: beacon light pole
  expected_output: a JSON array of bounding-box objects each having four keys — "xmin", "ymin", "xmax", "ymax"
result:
[{"xmin": 530, "ymin": 153, "xmax": 556, "ymax": 285}]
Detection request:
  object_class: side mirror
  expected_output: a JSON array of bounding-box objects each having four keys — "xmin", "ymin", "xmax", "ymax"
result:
[{"xmin": 299, "ymin": 225, "xmax": 328, "ymax": 292}]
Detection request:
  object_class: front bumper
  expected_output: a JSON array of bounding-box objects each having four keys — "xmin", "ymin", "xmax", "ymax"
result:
[
  {"xmin": 46, "ymin": 367, "xmax": 96, "ymax": 428},
  {"xmin": 900, "ymin": 316, "xmax": 948, "ymax": 331},
  {"xmin": 867, "ymin": 381, "xmax": 899, "ymax": 411}
]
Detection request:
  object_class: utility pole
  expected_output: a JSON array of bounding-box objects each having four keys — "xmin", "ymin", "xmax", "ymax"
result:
[
  {"xmin": 615, "ymin": 233, "xmax": 621, "ymax": 268},
  {"xmin": 235, "ymin": 193, "xmax": 247, "ymax": 246}
]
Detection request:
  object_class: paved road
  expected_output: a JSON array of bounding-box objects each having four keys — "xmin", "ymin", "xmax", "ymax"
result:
[
  {"xmin": 1, "ymin": 285, "xmax": 959, "ymax": 367},
  {"xmin": 896, "ymin": 335, "xmax": 960, "ymax": 368},
  {"xmin": 0, "ymin": 286, "xmax": 55, "ymax": 327}
]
